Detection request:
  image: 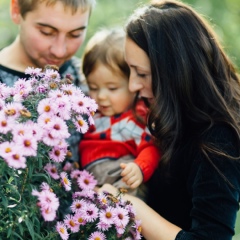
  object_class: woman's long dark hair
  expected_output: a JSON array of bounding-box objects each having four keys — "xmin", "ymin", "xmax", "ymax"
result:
[{"xmin": 125, "ymin": 0, "xmax": 240, "ymax": 166}]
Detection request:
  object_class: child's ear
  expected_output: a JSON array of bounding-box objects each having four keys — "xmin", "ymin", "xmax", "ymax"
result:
[{"xmin": 11, "ymin": 0, "xmax": 21, "ymax": 24}]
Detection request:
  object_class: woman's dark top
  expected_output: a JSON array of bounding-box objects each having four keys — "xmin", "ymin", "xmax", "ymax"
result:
[{"xmin": 147, "ymin": 124, "xmax": 240, "ymax": 240}]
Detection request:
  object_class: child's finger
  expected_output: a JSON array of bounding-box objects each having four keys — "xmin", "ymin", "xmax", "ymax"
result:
[{"xmin": 120, "ymin": 163, "xmax": 127, "ymax": 169}]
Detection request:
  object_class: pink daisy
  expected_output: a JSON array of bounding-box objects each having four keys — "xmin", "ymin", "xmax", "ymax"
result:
[
  {"xmin": 133, "ymin": 219, "xmax": 142, "ymax": 240},
  {"xmin": 73, "ymin": 116, "xmax": 89, "ymax": 133},
  {"xmin": 51, "ymin": 95, "xmax": 71, "ymax": 120},
  {"xmin": 3, "ymin": 102, "xmax": 23, "ymax": 120},
  {"xmin": 11, "ymin": 123, "xmax": 29, "ymax": 138},
  {"xmin": 98, "ymin": 193, "xmax": 109, "ymax": 206},
  {"xmin": 13, "ymin": 78, "xmax": 32, "ymax": 97},
  {"xmin": 73, "ymin": 212, "xmax": 86, "ymax": 226},
  {"xmin": 88, "ymin": 231, "xmax": 106, "ymax": 240},
  {"xmin": 115, "ymin": 224, "xmax": 125, "ymax": 235},
  {"xmin": 63, "ymin": 162, "xmax": 73, "ymax": 172},
  {"xmin": 42, "ymin": 131, "xmax": 61, "ymax": 147},
  {"xmin": 37, "ymin": 190, "xmax": 60, "ymax": 211},
  {"xmin": 72, "ymin": 189, "xmax": 95, "ymax": 200},
  {"xmin": 87, "ymin": 114, "xmax": 95, "ymax": 126},
  {"xmin": 99, "ymin": 206, "xmax": 115, "ymax": 225},
  {"xmin": 40, "ymin": 182, "xmax": 51, "ymax": 191},
  {"xmin": 81, "ymin": 203, "xmax": 98, "ymax": 222},
  {"xmin": 25, "ymin": 66, "xmax": 42, "ymax": 76},
  {"xmin": 44, "ymin": 68, "xmax": 61, "ymax": 81},
  {"xmin": 37, "ymin": 113, "xmax": 52, "ymax": 129},
  {"xmin": 25, "ymin": 121, "xmax": 43, "ymax": 141},
  {"xmin": 70, "ymin": 169, "xmax": 82, "ymax": 179},
  {"xmin": 61, "ymin": 84, "xmax": 78, "ymax": 96},
  {"xmin": 0, "ymin": 141, "xmax": 15, "ymax": 159},
  {"xmin": 0, "ymin": 83, "xmax": 11, "ymax": 100},
  {"xmin": 5, "ymin": 152, "xmax": 26, "ymax": 169},
  {"xmin": 56, "ymin": 221, "xmax": 69, "ymax": 240},
  {"xmin": 71, "ymin": 95, "xmax": 92, "ymax": 115},
  {"xmin": 37, "ymin": 98, "xmax": 56, "ymax": 116},
  {"xmin": 60, "ymin": 172, "xmax": 71, "ymax": 191},
  {"xmin": 70, "ymin": 199, "xmax": 86, "ymax": 213},
  {"xmin": 14, "ymin": 133, "xmax": 38, "ymax": 156},
  {"xmin": 49, "ymin": 146, "xmax": 67, "ymax": 163},
  {"xmin": 0, "ymin": 113, "xmax": 13, "ymax": 134},
  {"xmin": 113, "ymin": 207, "xmax": 129, "ymax": 228},
  {"xmin": 77, "ymin": 170, "xmax": 97, "ymax": 190},
  {"xmin": 41, "ymin": 206, "xmax": 57, "ymax": 222},
  {"xmin": 48, "ymin": 89, "xmax": 64, "ymax": 98},
  {"xmin": 44, "ymin": 163, "xmax": 60, "ymax": 179},
  {"xmin": 96, "ymin": 221, "xmax": 111, "ymax": 232},
  {"xmin": 47, "ymin": 116, "xmax": 70, "ymax": 139},
  {"xmin": 64, "ymin": 214, "xmax": 79, "ymax": 233}
]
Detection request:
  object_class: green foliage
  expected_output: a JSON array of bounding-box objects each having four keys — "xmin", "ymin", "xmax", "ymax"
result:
[{"xmin": 0, "ymin": 0, "xmax": 239, "ymax": 68}]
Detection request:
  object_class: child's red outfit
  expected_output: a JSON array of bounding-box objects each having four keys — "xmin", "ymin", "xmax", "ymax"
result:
[{"xmin": 79, "ymin": 101, "xmax": 160, "ymax": 184}]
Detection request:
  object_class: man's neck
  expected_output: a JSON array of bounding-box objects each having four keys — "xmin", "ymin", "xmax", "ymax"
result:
[{"xmin": 0, "ymin": 36, "xmax": 36, "ymax": 73}]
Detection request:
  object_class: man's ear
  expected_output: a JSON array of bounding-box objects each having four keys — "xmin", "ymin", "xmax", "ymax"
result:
[{"xmin": 11, "ymin": 0, "xmax": 21, "ymax": 24}]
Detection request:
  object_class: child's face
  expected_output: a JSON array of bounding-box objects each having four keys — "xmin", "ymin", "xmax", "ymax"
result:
[
  {"xmin": 12, "ymin": 1, "xmax": 90, "ymax": 69},
  {"xmin": 87, "ymin": 63, "xmax": 136, "ymax": 116}
]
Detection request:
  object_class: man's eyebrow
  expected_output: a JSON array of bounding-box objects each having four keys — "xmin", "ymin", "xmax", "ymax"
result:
[{"xmin": 36, "ymin": 23, "xmax": 87, "ymax": 32}]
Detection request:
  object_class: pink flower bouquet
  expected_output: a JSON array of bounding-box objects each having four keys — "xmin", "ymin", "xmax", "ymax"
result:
[{"xmin": 0, "ymin": 66, "xmax": 141, "ymax": 240}]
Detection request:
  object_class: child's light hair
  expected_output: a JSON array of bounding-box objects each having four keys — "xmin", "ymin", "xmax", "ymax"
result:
[{"xmin": 82, "ymin": 28, "xmax": 130, "ymax": 79}]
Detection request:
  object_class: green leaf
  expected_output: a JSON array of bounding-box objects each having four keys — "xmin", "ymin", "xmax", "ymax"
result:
[{"xmin": 24, "ymin": 218, "xmax": 35, "ymax": 240}]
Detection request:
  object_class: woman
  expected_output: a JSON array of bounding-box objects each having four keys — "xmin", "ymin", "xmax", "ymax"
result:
[{"xmin": 100, "ymin": 0, "xmax": 240, "ymax": 239}]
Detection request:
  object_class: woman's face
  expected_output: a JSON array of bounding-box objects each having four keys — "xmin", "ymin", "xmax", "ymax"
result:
[{"xmin": 124, "ymin": 37, "xmax": 154, "ymax": 103}]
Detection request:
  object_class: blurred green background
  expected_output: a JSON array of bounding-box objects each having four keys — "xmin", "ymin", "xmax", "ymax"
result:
[
  {"xmin": 0, "ymin": 0, "xmax": 239, "ymax": 238},
  {"xmin": 0, "ymin": 0, "xmax": 239, "ymax": 69}
]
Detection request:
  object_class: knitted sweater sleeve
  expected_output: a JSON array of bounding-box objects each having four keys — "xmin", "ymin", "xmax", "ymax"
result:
[
  {"xmin": 175, "ymin": 125, "xmax": 240, "ymax": 240},
  {"xmin": 134, "ymin": 138, "xmax": 161, "ymax": 182}
]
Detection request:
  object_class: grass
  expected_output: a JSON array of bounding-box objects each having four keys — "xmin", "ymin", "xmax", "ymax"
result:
[{"xmin": 234, "ymin": 210, "xmax": 240, "ymax": 240}]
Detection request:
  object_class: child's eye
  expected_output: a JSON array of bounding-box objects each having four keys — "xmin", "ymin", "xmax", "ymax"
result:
[
  {"xmin": 89, "ymin": 87, "xmax": 97, "ymax": 91},
  {"xmin": 109, "ymin": 87, "xmax": 118, "ymax": 91}
]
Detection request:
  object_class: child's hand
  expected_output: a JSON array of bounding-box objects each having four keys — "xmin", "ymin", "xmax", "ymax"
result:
[{"xmin": 120, "ymin": 162, "xmax": 143, "ymax": 189}]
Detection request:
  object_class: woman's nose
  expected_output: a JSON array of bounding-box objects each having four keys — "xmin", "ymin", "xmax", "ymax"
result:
[{"xmin": 128, "ymin": 76, "xmax": 142, "ymax": 93}]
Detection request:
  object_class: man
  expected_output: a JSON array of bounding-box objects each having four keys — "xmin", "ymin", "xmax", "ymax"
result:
[{"xmin": 0, "ymin": 0, "xmax": 96, "ymax": 162}]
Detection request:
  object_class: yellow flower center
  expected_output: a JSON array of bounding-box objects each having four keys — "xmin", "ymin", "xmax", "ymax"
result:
[
  {"xmin": 1, "ymin": 121, "xmax": 7, "ymax": 127},
  {"xmin": 106, "ymin": 212, "xmax": 112, "ymax": 218},
  {"xmin": 44, "ymin": 106, "xmax": 51, "ymax": 112},
  {"xmin": 78, "ymin": 120, "xmax": 84, "ymax": 126},
  {"xmin": 5, "ymin": 147, "xmax": 11, "ymax": 153},
  {"xmin": 69, "ymin": 220, "xmax": 75, "ymax": 227},
  {"xmin": 54, "ymin": 150, "xmax": 60, "ymax": 156},
  {"xmin": 5, "ymin": 109, "xmax": 16, "ymax": 116},
  {"xmin": 54, "ymin": 124, "xmax": 60, "ymax": 130},
  {"xmin": 24, "ymin": 140, "xmax": 31, "ymax": 147},
  {"xmin": 63, "ymin": 177, "xmax": 69, "ymax": 185},
  {"xmin": 13, "ymin": 154, "xmax": 20, "ymax": 160}
]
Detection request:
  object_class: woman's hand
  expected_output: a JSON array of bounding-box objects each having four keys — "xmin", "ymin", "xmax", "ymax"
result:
[{"xmin": 97, "ymin": 183, "xmax": 118, "ymax": 195}]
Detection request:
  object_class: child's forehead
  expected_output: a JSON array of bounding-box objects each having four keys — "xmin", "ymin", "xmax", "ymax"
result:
[{"xmin": 87, "ymin": 64, "xmax": 129, "ymax": 85}]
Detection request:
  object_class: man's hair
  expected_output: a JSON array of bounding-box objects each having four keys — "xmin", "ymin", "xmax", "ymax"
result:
[
  {"xmin": 82, "ymin": 28, "xmax": 130, "ymax": 79},
  {"xmin": 18, "ymin": 0, "xmax": 96, "ymax": 17}
]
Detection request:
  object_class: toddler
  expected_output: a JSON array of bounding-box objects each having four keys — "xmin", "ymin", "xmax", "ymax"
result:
[{"xmin": 79, "ymin": 28, "xmax": 161, "ymax": 198}]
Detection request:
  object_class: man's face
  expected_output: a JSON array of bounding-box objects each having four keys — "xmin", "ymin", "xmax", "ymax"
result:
[{"xmin": 17, "ymin": 1, "xmax": 90, "ymax": 68}]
